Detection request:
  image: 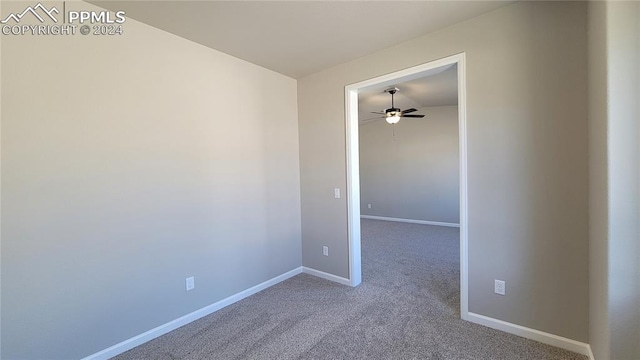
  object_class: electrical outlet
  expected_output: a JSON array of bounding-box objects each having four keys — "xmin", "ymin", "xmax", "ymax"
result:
[
  {"xmin": 323, "ymin": 246, "xmax": 329, "ymax": 256},
  {"xmin": 367, "ymin": 204, "xmax": 372, "ymax": 209},
  {"xmin": 186, "ymin": 276, "xmax": 195, "ymax": 291},
  {"xmin": 334, "ymin": 188, "xmax": 341, "ymax": 199},
  {"xmin": 494, "ymin": 279, "xmax": 505, "ymax": 295}
]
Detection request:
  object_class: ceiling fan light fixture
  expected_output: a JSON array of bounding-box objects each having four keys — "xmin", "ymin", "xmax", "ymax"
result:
[{"xmin": 386, "ymin": 114, "xmax": 400, "ymax": 124}]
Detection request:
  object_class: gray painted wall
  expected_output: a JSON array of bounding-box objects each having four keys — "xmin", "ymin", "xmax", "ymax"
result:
[
  {"xmin": 589, "ymin": 2, "xmax": 640, "ymax": 359},
  {"xmin": 1, "ymin": 2, "xmax": 301, "ymax": 359},
  {"xmin": 587, "ymin": 2, "xmax": 610, "ymax": 358},
  {"xmin": 608, "ymin": 3, "xmax": 640, "ymax": 358},
  {"xmin": 298, "ymin": 1, "xmax": 589, "ymax": 342},
  {"xmin": 359, "ymin": 106, "xmax": 459, "ymax": 224},
  {"xmin": 607, "ymin": 2, "xmax": 640, "ymax": 359}
]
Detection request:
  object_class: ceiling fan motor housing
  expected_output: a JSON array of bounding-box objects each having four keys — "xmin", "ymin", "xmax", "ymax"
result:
[{"xmin": 385, "ymin": 108, "xmax": 401, "ymax": 116}]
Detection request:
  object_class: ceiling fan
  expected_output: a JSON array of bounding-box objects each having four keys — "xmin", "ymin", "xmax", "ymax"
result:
[{"xmin": 369, "ymin": 88, "xmax": 425, "ymax": 124}]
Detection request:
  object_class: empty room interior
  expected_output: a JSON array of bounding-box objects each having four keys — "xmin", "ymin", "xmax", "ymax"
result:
[{"xmin": 1, "ymin": 1, "xmax": 639, "ymax": 359}]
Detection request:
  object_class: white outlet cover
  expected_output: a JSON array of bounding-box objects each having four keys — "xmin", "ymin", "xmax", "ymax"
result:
[
  {"xmin": 494, "ymin": 279, "xmax": 505, "ymax": 295},
  {"xmin": 323, "ymin": 246, "xmax": 329, "ymax": 256},
  {"xmin": 186, "ymin": 277, "xmax": 195, "ymax": 291}
]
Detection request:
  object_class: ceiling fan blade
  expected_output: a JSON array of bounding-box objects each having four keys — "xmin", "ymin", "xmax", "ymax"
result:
[
  {"xmin": 361, "ymin": 116, "xmax": 385, "ymax": 122},
  {"xmin": 402, "ymin": 114, "xmax": 425, "ymax": 118},
  {"xmin": 401, "ymin": 108, "xmax": 417, "ymax": 114}
]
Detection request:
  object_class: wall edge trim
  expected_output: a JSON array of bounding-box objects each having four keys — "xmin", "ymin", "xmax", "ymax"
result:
[
  {"xmin": 302, "ymin": 266, "xmax": 352, "ymax": 286},
  {"xmin": 464, "ymin": 312, "xmax": 592, "ymax": 357},
  {"xmin": 587, "ymin": 344, "xmax": 595, "ymax": 360}
]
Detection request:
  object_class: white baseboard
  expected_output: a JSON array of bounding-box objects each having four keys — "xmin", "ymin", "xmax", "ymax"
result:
[
  {"xmin": 81, "ymin": 267, "xmax": 303, "ymax": 360},
  {"xmin": 464, "ymin": 312, "xmax": 592, "ymax": 358},
  {"xmin": 303, "ymin": 266, "xmax": 351, "ymax": 286},
  {"xmin": 361, "ymin": 215, "xmax": 460, "ymax": 228},
  {"xmin": 587, "ymin": 345, "xmax": 595, "ymax": 360}
]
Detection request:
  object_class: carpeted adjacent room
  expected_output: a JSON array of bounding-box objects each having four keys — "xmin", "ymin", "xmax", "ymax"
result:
[{"xmin": 115, "ymin": 219, "xmax": 586, "ymax": 360}]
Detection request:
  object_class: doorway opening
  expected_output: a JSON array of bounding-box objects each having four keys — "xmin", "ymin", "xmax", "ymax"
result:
[{"xmin": 344, "ymin": 53, "xmax": 469, "ymax": 318}]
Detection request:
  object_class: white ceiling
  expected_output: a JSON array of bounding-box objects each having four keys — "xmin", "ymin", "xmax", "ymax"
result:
[
  {"xmin": 92, "ymin": 1, "xmax": 513, "ymax": 79},
  {"xmin": 358, "ymin": 64, "xmax": 458, "ymax": 123}
]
